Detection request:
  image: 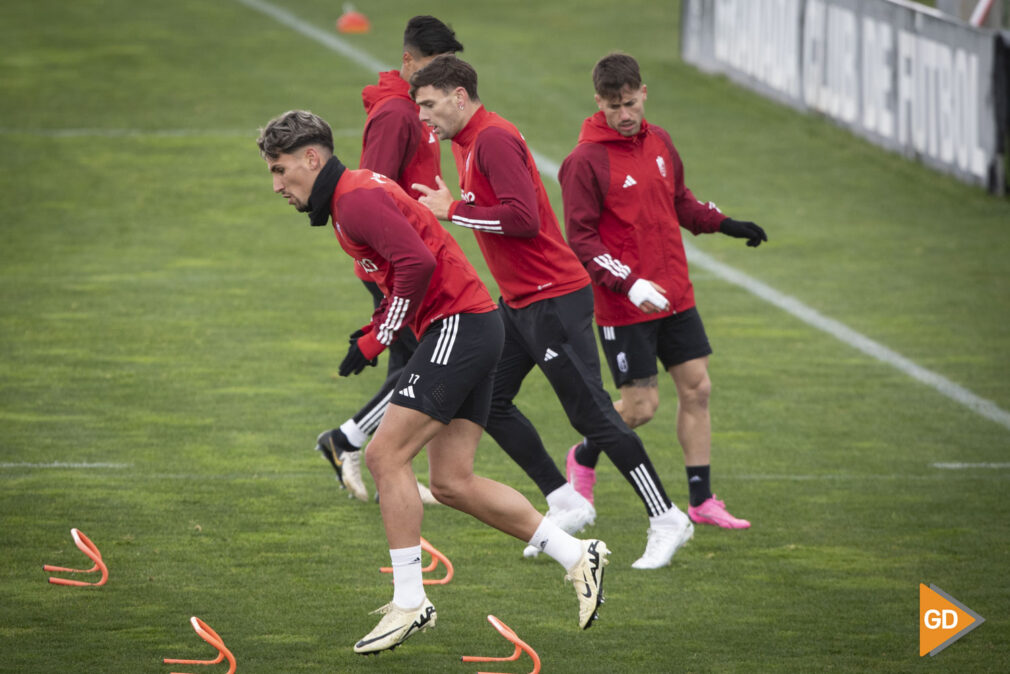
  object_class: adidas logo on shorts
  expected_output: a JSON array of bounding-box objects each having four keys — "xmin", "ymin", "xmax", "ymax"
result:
[{"xmin": 398, "ymin": 385, "xmax": 416, "ymax": 399}]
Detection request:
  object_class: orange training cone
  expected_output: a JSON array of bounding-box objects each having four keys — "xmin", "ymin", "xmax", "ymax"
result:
[
  {"xmin": 336, "ymin": 3, "xmax": 370, "ymax": 34},
  {"xmin": 461, "ymin": 615, "xmax": 541, "ymax": 674},
  {"xmin": 163, "ymin": 616, "xmax": 236, "ymax": 674},
  {"xmin": 44, "ymin": 528, "xmax": 108, "ymax": 587}
]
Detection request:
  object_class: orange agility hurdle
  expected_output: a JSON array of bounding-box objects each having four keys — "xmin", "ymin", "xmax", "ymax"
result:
[
  {"xmin": 163, "ymin": 616, "xmax": 236, "ymax": 674},
  {"xmin": 44, "ymin": 528, "xmax": 108, "ymax": 587},
  {"xmin": 379, "ymin": 536, "xmax": 454, "ymax": 585},
  {"xmin": 461, "ymin": 615, "xmax": 541, "ymax": 674}
]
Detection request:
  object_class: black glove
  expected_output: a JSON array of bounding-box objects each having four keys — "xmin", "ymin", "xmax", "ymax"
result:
[
  {"xmin": 339, "ymin": 334, "xmax": 378, "ymax": 377},
  {"xmin": 719, "ymin": 218, "xmax": 767, "ymax": 247}
]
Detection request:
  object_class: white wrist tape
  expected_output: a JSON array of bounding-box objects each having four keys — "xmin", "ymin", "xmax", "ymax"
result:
[{"xmin": 628, "ymin": 279, "xmax": 670, "ymax": 311}]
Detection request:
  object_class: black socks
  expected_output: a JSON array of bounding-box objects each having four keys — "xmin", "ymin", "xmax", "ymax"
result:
[{"xmin": 686, "ymin": 465, "xmax": 712, "ymax": 507}]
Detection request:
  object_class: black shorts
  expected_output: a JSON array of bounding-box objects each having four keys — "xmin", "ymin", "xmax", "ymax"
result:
[
  {"xmin": 597, "ymin": 307, "xmax": 712, "ymax": 388},
  {"xmin": 390, "ymin": 310, "xmax": 504, "ymax": 426}
]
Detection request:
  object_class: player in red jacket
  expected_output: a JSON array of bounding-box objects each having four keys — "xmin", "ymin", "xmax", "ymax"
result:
[
  {"xmin": 314, "ymin": 16, "xmax": 462, "ymax": 504},
  {"xmin": 410, "ymin": 55, "xmax": 694, "ymax": 569},
  {"xmin": 258, "ymin": 110, "xmax": 609, "ymax": 654},
  {"xmin": 560, "ymin": 53, "xmax": 767, "ymax": 530}
]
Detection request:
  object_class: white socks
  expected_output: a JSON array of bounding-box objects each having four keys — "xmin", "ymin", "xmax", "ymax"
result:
[
  {"xmin": 545, "ymin": 483, "xmax": 586, "ymax": 511},
  {"xmin": 649, "ymin": 506, "xmax": 686, "ymax": 528},
  {"xmin": 528, "ymin": 516, "xmax": 583, "ymax": 570},
  {"xmin": 340, "ymin": 419, "xmax": 368, "ymax": 449},
  {"xmin": 389, "ymin": 545, "xmax": 425, "ymax": 609}
]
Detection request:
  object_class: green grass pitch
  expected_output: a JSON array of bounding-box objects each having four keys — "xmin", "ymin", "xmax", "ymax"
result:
[{"xmin": 1, "ymin": 1, "xmax": 1008, "ymax": 671}]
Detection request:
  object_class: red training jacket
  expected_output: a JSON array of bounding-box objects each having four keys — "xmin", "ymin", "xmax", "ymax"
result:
[
  {"xmin": 559, "ymin": 112, "xmax": 726, "ymax": 326},
  {"xmin": 447, "ymin": 106, "xmax": 590, "ymax": 309},
  {"xmin": 329, "ymin": 169, "xmax": 497, "ymax": 359},
  {"xmin": 360, "ymin": 70, "xmax": 442, "ymax": 200},
  {"xmin": 358, "ymin": 70, "xmax": 442, "ymax": 283}
]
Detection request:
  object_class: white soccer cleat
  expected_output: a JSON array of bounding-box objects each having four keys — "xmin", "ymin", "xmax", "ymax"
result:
[
  {"xmin": 523, "ymin": 497, "xmax": 597, "ymax": 558},
  {"xmin": 565, "ymin": 539, "xmax": 610, "ymax": 629},
  {"xmin": 631, "ymin": 509, "xmax": 694, "ymax": 569},
  {"xmin": 341, "ymin": 450, "xmax": 369, "ymax": 502},
  {"xmin": 353, "ymin": 598, "xmax": 437, "ymax": 654}
]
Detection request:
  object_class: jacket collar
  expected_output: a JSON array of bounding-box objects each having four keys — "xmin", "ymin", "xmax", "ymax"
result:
[
  {"xmin": 361, "ymin": 70, "xmax": 411, "ymax": 114},
  {"xmin": 306, "ymin": 155, "xmax": 346, "ymax": 227},
  {"xmin": 578, "ymin": 110, "xmax": 650, "ymax": 145},
  {"xmin": 452, "ymin": 105, "xmax": 488, "ymax": 148}
]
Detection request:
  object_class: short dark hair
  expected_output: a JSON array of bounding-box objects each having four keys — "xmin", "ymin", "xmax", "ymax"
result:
[
  {"xmin": 409, "ymin": 55, "xmax": 479, "ymax": 101},
  {"xmin": 403, "ymin": 15, "xmax": 463, "ymax": 57},
  {"xmin": 592, "ymin": 52, "xmax": 642, "ymax": 100},
  {"xmin": 257, "ymin": 110, "xmax": 333, "ymax": 160}
]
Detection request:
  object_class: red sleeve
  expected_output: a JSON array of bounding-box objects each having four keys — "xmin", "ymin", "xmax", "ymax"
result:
[
  {"xmin": 656, "ymin": 129, "xmax": 726, "ymax": 236},
  {"xmin": 360, "ymin": 102, "xmax": 417, "ymax": 182},
  {"xmin": 447, "ymin": 128, "xmax": 539, "ymax": 238},
  {"xmin": 559, "ymin": 144, "xmax": 638, "ymax": 295},
  {"xmin": 335, "ymin": 188, "xmax": 436, "ymax": 353}
]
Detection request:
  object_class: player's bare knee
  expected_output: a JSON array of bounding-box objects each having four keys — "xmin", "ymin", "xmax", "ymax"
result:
[
  {"xmin": 681, "ymin": 375, "xmax": 711, "ymax": 411},
  {"xmin": 428, "ymin": 480, "xmax": 460, "ymax": 507},
  {"xmin": 622, "ymin": 395, "xmax": 658, "ymax": 427},
  {"xmin": 364, "ymin": 444, "xmax": 388, "ymax": 479},
  {"xmin": 626, "ymin": 405, "xmax": 655, "ymax": 428}
]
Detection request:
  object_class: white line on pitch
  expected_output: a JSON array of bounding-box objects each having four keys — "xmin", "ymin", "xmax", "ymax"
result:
[
  {"xmin": 734, "ymin": 472, "xmax": 1007, "ymax": 480},
  {"xmin": 931, "ymin": 462, "xmax": 1010, "ymax": 469},
  {"xmin": 234, "ymin": 0, "xmax": 1010, "ymax": 433},
  {"xmin": 233, "ymin": 0, "xmax": 386, "ymax": 71},
  {"xmin": 0, "ymin": 128, "xmax": 252, "ymax": 138},
  {"xmin": 0, "ymin": 462, "xmax": 131, "ymax": 469},
  {"xmin": 0, "ymin": 127, "xmax": 362, "ymax": 138},
  {"xmin": 681, "ymin": 245, "xmax": 1010, "ymax": 431}
]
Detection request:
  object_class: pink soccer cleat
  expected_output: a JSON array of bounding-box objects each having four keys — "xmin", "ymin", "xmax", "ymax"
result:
[
  {"xmin": 566, "ymin": 443, "xmax": 596, "ymax": 505},
  {"xmin": 688, "ymin": 495, "xmax": 751, "ymax": 529}
]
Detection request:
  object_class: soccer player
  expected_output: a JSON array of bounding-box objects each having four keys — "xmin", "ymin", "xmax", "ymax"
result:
[
  {"xmin": 410, "ymin": 56, "xmax": 693, "ymax": 569},
  {"xmin": 258, "ymin": 110, "xmax": 609, "ymax": 654},
  {"xmin": 559, "ymin": 52, "xmax": 767, "ymax": 530},
  {"xmin": 314, "ymin": 16, "xmax": 463, "ymax": 504}
]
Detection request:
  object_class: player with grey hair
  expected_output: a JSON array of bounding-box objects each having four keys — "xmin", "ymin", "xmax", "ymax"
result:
[
  {"xmin": 258, "ymin": 109, "xmax": 610, "ymax": 654},
  {"xmin": 312, "ymin": 15, "xmax": 465, "ymax": 504}
]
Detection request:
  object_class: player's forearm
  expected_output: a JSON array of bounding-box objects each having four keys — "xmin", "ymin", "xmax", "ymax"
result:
[{"xmin": 447, "ymin": 200, "xmax": 539, "ymax": 237}]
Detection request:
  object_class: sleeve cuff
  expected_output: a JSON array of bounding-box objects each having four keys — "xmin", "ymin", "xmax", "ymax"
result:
[
  {"xmin": 618, "ymin": 273, "xmax": 639, "ymax": 295},
  {"xmin": 357, "ymin": 330, "xmax": 386, "ymax": 360}
]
